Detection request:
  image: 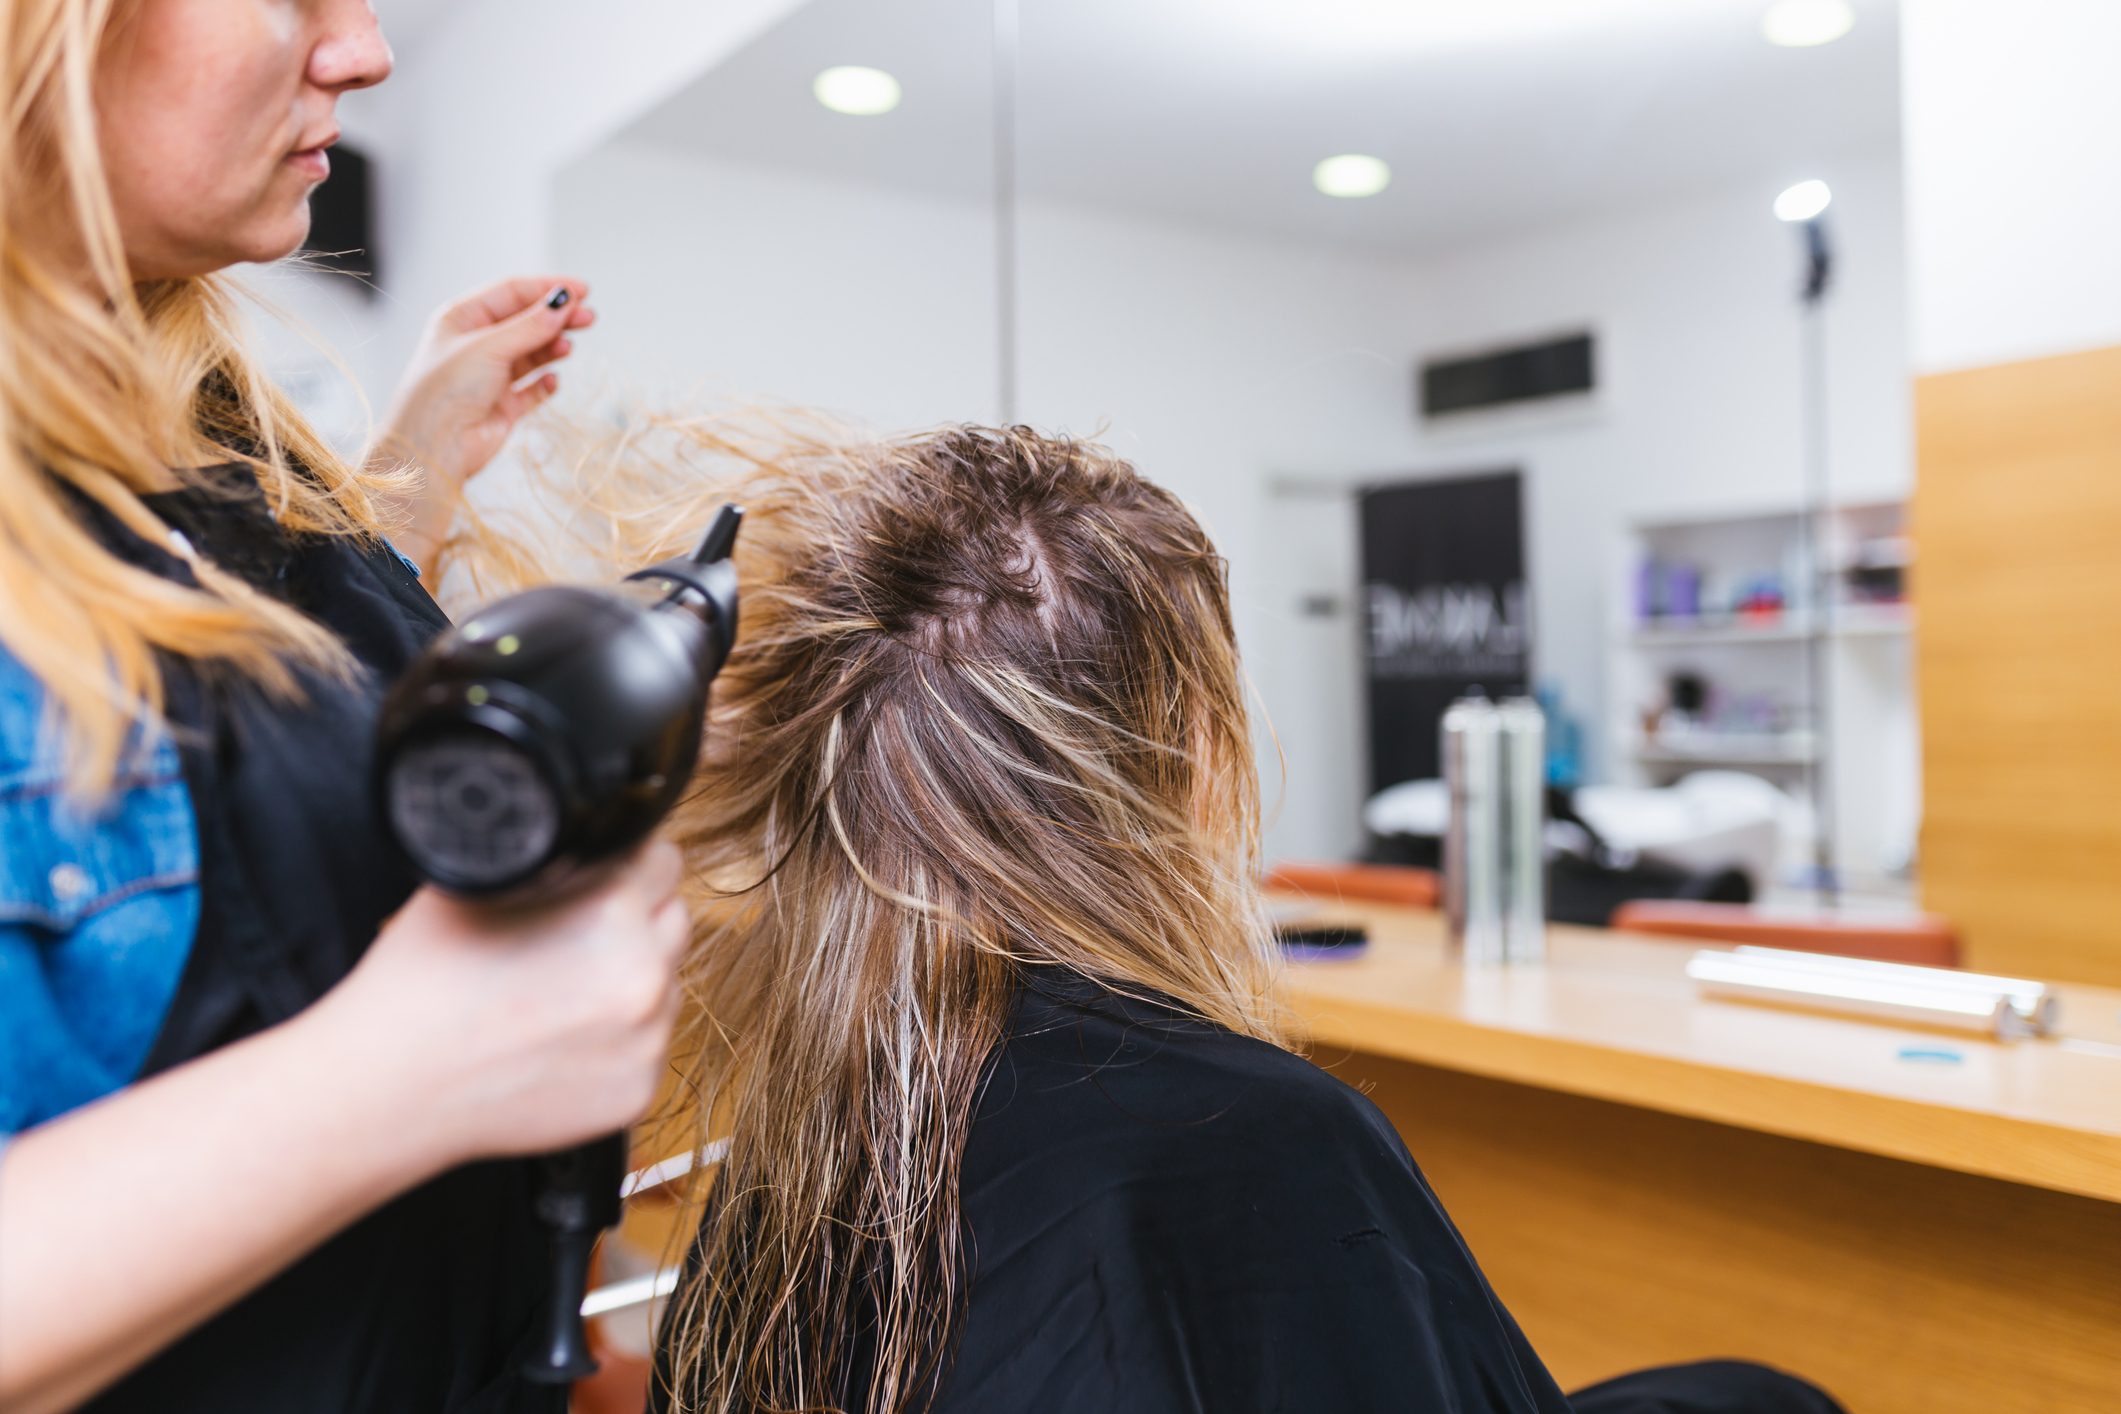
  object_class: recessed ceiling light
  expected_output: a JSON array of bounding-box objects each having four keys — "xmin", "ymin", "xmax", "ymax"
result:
[
  {"xmin": 1761, "ymin": 0, "xmax": 1855, "ymax": 48},
  {"xmin": 1314, "ymin": 154, "xmax": 1390, "ymax": 199},
  {"xmin": 813, "ymin": 66, "xmax": 901, "ymax": 117},
  {"xmin": 1774, "ymin": 179, "xmax": 1832, "ymax": 222}
]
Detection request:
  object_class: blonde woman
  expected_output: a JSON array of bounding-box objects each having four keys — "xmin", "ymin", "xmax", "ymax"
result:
[
  {"xmin": 545, "ymin": 422, "xmax": 1845, "ymax": 1414},
  {"xmin": 0, "ymin": 4, "xmax": 688, "ymax": 1412}
]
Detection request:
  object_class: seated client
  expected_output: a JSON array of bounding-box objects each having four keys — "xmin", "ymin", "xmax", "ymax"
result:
[{"xmin": 549, "ymin": 421, "xmax": 1842, "ymax": 1414}]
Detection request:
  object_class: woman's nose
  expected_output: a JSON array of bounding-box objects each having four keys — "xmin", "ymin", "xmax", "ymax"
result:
[{"xmin": 310, "ymin": 0, "xmax": 395, "ymax": 94}]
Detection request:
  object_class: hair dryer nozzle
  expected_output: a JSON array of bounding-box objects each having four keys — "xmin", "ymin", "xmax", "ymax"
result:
[{"xmin": 692, "ymin": 504, "xmax": 744, "ymax": 565}]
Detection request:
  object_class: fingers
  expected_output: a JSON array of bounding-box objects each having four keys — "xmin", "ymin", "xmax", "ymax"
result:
[
  {"xmin": 440, "ymin": 275, "xmax": 592, "ymax": 333},
  {"xmin": 489, "ymin": 372, "xmax": 553, "ymax": 424},
  {"xmin": 509, "ymin": 335, "xmax": 572, "ymax": 385},
  {"xmin": 474, "ymin": 293, "xmax": 581, "ymax": 367}
]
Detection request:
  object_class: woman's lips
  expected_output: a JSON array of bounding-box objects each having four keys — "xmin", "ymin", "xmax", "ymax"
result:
[{"xmin": 288, "ymin": 147, "xmax": 331, "ymax": 182}]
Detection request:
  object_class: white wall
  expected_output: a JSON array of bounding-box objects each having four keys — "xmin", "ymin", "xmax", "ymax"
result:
[
  {"xmin": 1901, "ymin": 0, "xmax": 2121, "ymax": 372},
  {"xmin": 549, "ymin": 147, "xmax": 999, "ymax": 429}
]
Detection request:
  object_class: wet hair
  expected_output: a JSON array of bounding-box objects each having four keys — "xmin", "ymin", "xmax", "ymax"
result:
[{"xmin": 469, "ymin": 415, "xmax": 1288, "ymax": 1413}]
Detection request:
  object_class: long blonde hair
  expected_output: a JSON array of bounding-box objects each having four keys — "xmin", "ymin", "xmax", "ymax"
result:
[
  {"xmin": 481, "ymin": 414, "xmax": 1288, "ymax": 1413},
  {"xmin": 1, "ymin": 0, "xmax": 405, "ymax": 794}
]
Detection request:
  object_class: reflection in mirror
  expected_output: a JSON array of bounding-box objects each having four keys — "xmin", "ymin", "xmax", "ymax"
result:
[{"xmin": 1012, "ymin": 0, "xmax": 1911, "ymax": 916}]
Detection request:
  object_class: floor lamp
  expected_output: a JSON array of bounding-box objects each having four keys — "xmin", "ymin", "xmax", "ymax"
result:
[{"xmin": 1776, "ymin": 178, "xmax": 1837, "ymax": 906}]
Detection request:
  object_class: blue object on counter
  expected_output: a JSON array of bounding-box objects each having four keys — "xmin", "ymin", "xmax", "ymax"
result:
[
  {"xmin": 1275, "ymin": 924, "xmax": 1369, "ymax": 962},
  {"xmin": 1896, "ymin": 1045, "xmax": 1966, "ymax": 1065},
  {"xmin": 1536, "ymin": 681, "xmax": 1583, "ymax": 789}
]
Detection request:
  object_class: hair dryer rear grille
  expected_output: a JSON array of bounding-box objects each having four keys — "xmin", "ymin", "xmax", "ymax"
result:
[{"xmin": 386, "ymin": 734, "xmax": 561, "ymax": 889}]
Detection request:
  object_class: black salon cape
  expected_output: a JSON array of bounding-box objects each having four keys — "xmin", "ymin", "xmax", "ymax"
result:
[{"xmin": 661, "ymin": 971, "xmax": 1841, "ymax": 1414}]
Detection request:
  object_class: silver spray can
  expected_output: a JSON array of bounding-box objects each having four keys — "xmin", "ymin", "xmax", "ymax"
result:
[
  {"xmin": 1496, "ymin": 697, "xmax": 1548, "ymax": 964},
  {"xmin": 1442, "ymin": 695, "xmax": 1506, "ymax": 964}
]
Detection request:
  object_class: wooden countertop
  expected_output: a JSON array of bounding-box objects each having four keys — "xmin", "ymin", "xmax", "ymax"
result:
[{"xmin": 1275, "ymin": 899, "xmax": 2121, "ymax": 1205}]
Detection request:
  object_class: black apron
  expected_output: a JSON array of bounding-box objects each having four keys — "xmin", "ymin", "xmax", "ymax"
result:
[{"xmin": 81, "ymin": 472, "xmax": 566, "ymax": 1414}]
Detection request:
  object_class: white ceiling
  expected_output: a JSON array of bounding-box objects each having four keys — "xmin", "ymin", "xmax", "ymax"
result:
[{"xmin": 617, "ymin": 0, "xmax": 1901, "ymax": 255}]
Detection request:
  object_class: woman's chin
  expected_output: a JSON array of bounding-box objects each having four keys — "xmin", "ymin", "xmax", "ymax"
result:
[
  {"xmin": 209, "ymin": 190, "xmax": 320, "ymax": 271},
  {"xmin": 130, "ymin": 219, "xmax": 314, "ymax": 281},
  {"xmin": 227, "ymin": 211, "xmax": 318, "ymax": 271},
  {"xmin": 255, "ymin": 208, "xmax": 317, "ymax": 264}
]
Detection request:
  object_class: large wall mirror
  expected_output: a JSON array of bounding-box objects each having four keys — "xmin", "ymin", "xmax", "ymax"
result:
[
  {"xmin": 1007, "ymin": 0, "xmax": 1911, "ymax": 903},
  {"xmin": 518, "ymin": 0, "xmax": 1914, "ymax": 906}
]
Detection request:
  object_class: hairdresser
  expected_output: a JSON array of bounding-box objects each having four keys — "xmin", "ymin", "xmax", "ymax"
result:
[{"xmin": 0, "ymin": 4, "xmax": 688, "ymax": 1412}]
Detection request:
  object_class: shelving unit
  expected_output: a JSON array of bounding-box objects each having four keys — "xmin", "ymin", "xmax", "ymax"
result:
[
  {"xmin": 1611, "ymin": 500, "xmax": 1919, "ymax": 895},
  {"xmin": 1626, "ymin": 730, "xmax": 1818, "ymax": 767},
  {"xmin": 1628, "ymin": 603, "xmax": 1911, "ymax": 648}
]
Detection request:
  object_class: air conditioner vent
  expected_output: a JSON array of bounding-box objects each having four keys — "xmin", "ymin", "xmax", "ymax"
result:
[{"xmin": 1420, "ymin": 331, "xmax": 1595, "ymax": 419}]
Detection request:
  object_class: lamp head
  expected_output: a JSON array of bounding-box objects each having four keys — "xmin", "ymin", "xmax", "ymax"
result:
[
  {"xmin": 1774, "ymin": 179, "xmax": 1832, "ymax": 224},
  {"xmin": 1774, "ymin": 181, "xmax": 1835, "ymax": 305}
]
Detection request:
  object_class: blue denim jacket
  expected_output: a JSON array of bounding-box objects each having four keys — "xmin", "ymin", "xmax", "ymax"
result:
[
  {"xmin": 0, "ymin": 544, "xmax": 422, "ymax": 1139},
  {"xmin": 0, "ymin": 647, "xmax": 203, "ymax": 1135}
]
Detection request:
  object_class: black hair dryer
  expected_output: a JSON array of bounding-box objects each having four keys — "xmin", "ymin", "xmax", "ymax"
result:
[{"xmin": 374, "ymin": 504, "xmax": 742, "ymax": 1384}]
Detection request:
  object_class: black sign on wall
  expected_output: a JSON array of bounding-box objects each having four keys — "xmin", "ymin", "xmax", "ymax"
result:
[{"xmin": 1360, "ymin": 471, "xmax": 1531, "ymax": 792}]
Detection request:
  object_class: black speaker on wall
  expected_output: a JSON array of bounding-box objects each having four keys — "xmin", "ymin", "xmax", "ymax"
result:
[{"xmin": 304, "ymin": 143, "xmax": 378, "ymax": 292}]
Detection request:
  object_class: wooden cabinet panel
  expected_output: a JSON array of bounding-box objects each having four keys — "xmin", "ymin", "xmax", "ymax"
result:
[
  {"xmin": 1326, "ymin": 1052, "xmax": 2121, "ymax": 1414},
  {"xmin": 1915, "ymin": 343, "xmax": 2121, "ymax": 985}
]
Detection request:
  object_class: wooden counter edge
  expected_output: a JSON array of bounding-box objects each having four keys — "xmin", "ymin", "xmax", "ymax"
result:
[{"xmin": 1289, "ymin": 989, "xmax": 2121, "ymax": 1206}]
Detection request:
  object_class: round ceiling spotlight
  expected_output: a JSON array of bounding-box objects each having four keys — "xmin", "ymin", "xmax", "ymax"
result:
[
  {"xmin": 1314, "ymin": 154, "xmax": 1391, "ymax": 199},
  {"xmin": 1773, "ymin": 179, "xmax": 1833, "ymax": 223},
  {"xmin": 1761, "ymin": 0, "xmax": 1856, "ymax": 48},
  {"xmin": 813, "ymin": 66, "xmax": 902, "ymax": 117}
]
